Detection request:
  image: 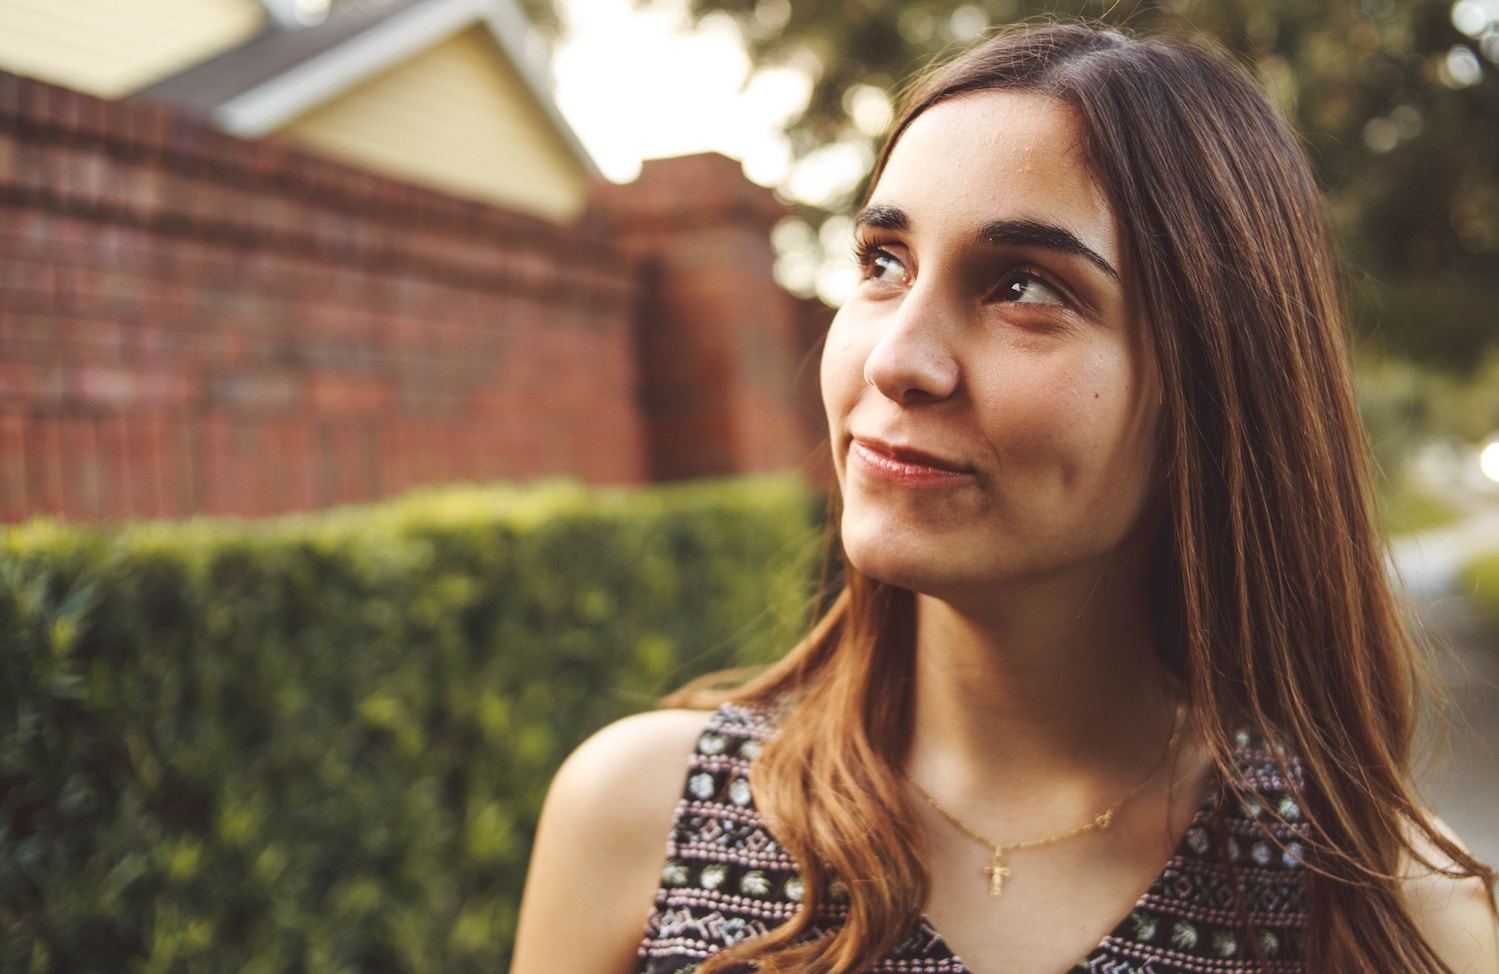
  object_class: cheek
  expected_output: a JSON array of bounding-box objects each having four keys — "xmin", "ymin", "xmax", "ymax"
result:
[
  {"xmin": 967, "ymin": 353, "xmax": 1090, "ymax": 444},
  {"xmin": 969, "ymin": 348, "xmax": 1149, "ymax": 472},
  {"xmin": 819, "ymin": 312, "xmax": 866, "ymax": 426},
  {"xmin": 1065, "ymin": 353, "xmax": 1163, "ymax": 498}
]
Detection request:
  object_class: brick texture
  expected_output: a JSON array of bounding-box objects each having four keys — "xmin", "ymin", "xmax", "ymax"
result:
[
  {"xmin": 593, "ymin": 154, "xmax": 820, "ymax": 482},
  {"xmin": 0, "ymin": 72, "xmax": 822, "ymax": 522}
]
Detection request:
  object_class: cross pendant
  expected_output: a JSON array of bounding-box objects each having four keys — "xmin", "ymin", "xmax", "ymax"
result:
[{"xmin": 984, "ymin": 849, "xmax": 1011, "ymax": 897}]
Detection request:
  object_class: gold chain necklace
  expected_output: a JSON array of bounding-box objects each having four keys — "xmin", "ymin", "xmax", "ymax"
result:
[{"xmin": 907, "ymin": 703, "xmax": 1187, "ymax": 897}]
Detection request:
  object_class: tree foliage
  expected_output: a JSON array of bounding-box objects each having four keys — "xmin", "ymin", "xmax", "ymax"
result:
[{"xmin": 646, "ymin": 0, "xmax": 1499, "ymax": 370}]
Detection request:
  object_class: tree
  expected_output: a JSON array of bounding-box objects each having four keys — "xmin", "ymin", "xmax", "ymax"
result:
[{"xmin": 645, "ymin": 0, "xmax": 1499, "ymax": 370}]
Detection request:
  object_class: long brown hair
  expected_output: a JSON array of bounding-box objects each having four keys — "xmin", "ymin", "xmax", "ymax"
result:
[{"xmin": 666, "ymin": 22, "xmax": 1497, "ymax": 972}]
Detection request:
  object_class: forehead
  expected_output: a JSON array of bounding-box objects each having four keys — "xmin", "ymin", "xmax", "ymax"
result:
[{"xmin": 870, "ymin": 90, "xmax": 1119, "ymax": 264}]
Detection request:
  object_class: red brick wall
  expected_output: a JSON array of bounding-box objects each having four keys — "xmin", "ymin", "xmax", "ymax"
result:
[
  {"xmin": 0, "ymin": 71, "xmax": 823, "ymax": 523},
  {"xmin": 0, "ymin": 70, "xmax": 657, "ymax": 522}
]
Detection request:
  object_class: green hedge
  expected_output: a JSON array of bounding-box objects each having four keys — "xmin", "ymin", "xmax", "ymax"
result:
[
  {"xmin": 1463, "ymin": 549, "xmax": 1499, "ymax": 636},
  {"xmin": 0, "ymin": 476, "xmax": 822, "ymax": 972}
]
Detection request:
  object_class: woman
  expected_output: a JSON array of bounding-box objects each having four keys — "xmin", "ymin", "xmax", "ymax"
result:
[{"xmin": 512, "ymin": 23, "xmax": 1499, "ymax": 973}]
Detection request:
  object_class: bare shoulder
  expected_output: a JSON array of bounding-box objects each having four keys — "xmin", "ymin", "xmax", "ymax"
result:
[
  {"xmin": 546, "ymin": 708, "xmax": 715, "ymax": 817},
  {"xmin": 510, "ymin": 708, "xmax": 716, "ymax": 974},
  {"xmin": 1401, "ymin": 812, "xmax": 1499, "ymax": 973}
]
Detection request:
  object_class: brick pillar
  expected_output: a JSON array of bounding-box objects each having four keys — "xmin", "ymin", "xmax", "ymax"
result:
[
  {"xmin": 794, "ymin": 294, "xmax": 836, "ymax": 491},
  {"xmin": 592, "ymin": 153, "xmax": 817, "ymax": 482}
]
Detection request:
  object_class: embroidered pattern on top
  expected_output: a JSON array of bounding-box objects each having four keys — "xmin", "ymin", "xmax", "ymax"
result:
[{"xmin": 635, "ymin": 703, "xmax": 1311, "ymax": 974}]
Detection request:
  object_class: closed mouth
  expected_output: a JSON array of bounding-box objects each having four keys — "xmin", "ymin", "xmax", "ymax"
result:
[{"xmin": 851, "ymin": 437, "xmax": 972, "ymax": 474}]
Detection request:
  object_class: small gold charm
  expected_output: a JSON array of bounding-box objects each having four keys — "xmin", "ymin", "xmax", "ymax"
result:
[
  {"xmin": 984, "ymin": 849, "xmax": 1012, "ymax": 897},
  {"xmin": 907, "ymin": 703, "xmax": 1185, "ymax": 905}
]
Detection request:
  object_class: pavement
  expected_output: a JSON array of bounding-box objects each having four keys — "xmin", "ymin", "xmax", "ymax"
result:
[
  {"xmin": 1388, "ymin": 497, "xmax": 1499, "ymax": 601},
  {"xmin": 1392, "ymin": 491, "xmax": 1499, "ymax": 870}
]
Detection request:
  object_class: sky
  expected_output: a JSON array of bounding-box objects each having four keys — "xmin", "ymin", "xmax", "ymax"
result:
[
  {"xmin": 548, "ymin": 0, "xmax": 883, "ymax": 301},
  {"xmin": 551, "ymin": 0, "xmax": 807, "ymax": 187}
]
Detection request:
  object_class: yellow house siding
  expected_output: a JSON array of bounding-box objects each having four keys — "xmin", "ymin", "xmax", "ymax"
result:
[
  {"xmin": 0, "ymin": 0, "xmax": 266, "ymax": 99},
  {"xmin": 279, "ymin": 25, "xmax": 590, "ymax": 222}
]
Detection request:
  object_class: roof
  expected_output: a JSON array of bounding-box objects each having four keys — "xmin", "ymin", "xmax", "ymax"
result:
[{"xmin": 139, "ymin": 0, "xmax": 597, "ymax": 175}]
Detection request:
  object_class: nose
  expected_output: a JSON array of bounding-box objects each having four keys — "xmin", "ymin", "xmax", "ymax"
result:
[{"xmin": 862, "ymin": 287, "xmax": 961, "ymax": 405}]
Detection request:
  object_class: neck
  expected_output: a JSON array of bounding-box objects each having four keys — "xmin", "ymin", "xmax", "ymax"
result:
[{"xmin": 903, "ymin": 555, "xmax": 1187, "ymax": 813}]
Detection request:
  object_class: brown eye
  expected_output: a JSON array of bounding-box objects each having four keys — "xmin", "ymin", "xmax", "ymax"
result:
[
  {"xmin": 867, "ymin": 249, "xmax": 908, "ymax": 284},
  {"xmin": 854, "ymin": 238, "xmax": 910, "ymax": 287},
  {"xmin": 998, "ymin": 272, "xmax": 1066, "ymax": 306}
]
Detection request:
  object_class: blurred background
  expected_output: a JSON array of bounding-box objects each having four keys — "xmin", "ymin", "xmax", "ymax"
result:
[{"xmin": 0, "ymin": 0, "xmax": 1495, "ymax": 968}]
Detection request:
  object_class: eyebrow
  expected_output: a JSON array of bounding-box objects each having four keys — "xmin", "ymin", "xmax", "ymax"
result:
[{"xmin": 853, "ymin": 203, "xmax": 1119, "ymax": 281}]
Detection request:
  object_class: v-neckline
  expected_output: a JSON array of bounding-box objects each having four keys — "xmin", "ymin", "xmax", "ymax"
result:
[{"xmin": 909, "ymin": 784, "xmax": 1223, "ymax": 974}]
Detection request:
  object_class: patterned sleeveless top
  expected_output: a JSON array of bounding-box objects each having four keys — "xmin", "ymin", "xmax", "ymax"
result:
[{"xmin": 635, "ymin": 701, "xmax": 1312, "ymax": 974}]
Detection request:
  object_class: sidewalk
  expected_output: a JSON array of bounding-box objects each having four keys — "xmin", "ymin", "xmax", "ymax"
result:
[
  {"xmin": 1387, "ymin": 499, "xmax": 1499, "ymax": 599},
  {"xmin": 1392, "ymin": 497, "xmax": 1499, "ymax": 869},
  {"xmin": 1410, "ymin": 593, "xmax": 1499, "ymax": 871}
]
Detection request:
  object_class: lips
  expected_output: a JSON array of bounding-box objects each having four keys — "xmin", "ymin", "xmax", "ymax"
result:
[
  {"xmin": 847, "ymin": 437, "xmax": 975, "ymax": 488},
  {"xmin": 852, "ymin": 437, "xmax": 971, "ymax": 473}
]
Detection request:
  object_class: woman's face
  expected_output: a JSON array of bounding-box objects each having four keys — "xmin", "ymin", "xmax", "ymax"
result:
[{"xmin": 822, "ymin": 90, "xmax": 1163, "ymax": 598}]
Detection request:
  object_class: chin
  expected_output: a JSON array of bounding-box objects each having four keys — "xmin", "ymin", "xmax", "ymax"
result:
[
  {"xmin": 841, "ymin": 510, "xmax": 1078, "ymax": 598},
  {"xmin": 840, "ymin": 520, "xmax": 972, "ymax": 594}
]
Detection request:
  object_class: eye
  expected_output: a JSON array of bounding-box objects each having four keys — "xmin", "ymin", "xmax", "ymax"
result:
[
  {"xmin": 996, "ymin": 271, "xmax": 1066, "ymax": 306},
  {"xmin": 854, "ymin": 240, "xmax": 910, "ymax": 286}
]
